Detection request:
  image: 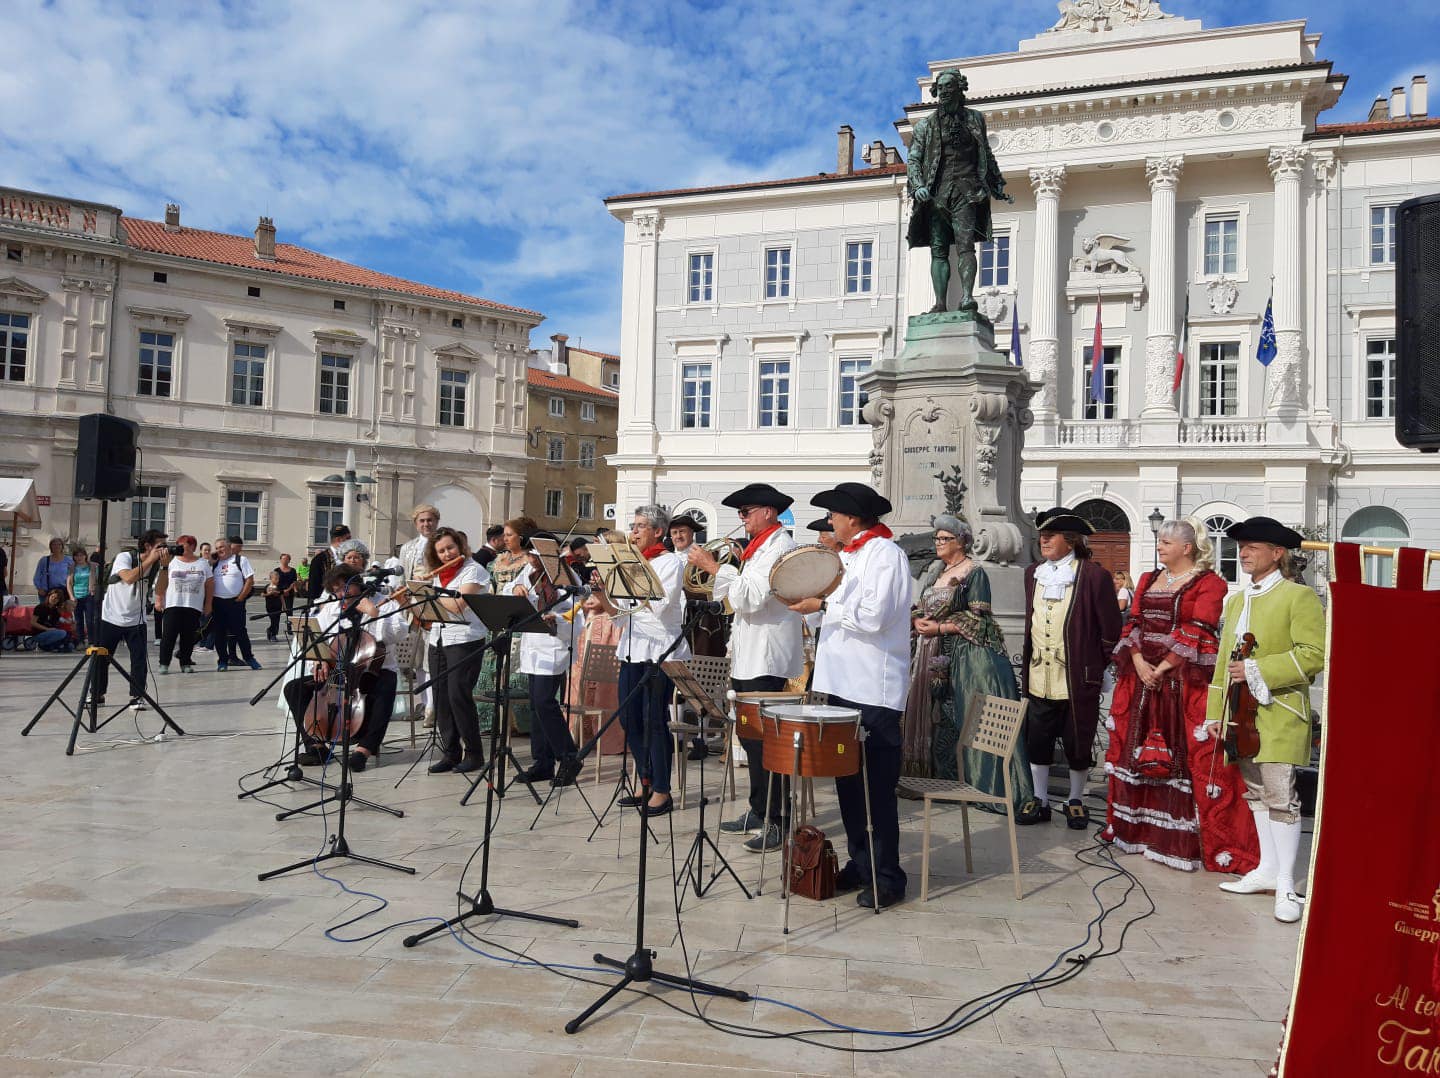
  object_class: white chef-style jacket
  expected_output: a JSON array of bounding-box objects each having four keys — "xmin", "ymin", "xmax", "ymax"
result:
[
  {"xmin": 616, "ymin": 549, "xmax": 692, "ymax": 664},
  {"xmin": 511, "ymin": 563, "xmax": 585, "ymax": 676},
  {"xmin": 812, "ymin": 531, "xmax": 912, "ymax": 712},
  {"xmin": 712, "ymin": 526, "xmax": 803, "ymax": 681},
  {"xmin": 319, "ymin": 591, "xmax": 407, "ymax": 675},
  {"xmin": 427, "ymin": 560, "xmax": 491, "ymax": 648}
]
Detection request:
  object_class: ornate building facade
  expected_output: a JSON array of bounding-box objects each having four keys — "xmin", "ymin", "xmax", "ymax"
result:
[
  {"xmin": 606, "ymin": 3, "xmax": 1439, "ymax": 582},
  {"xmin": 0, "ymin": 190, "xmax": 541, "ymax": 571}
]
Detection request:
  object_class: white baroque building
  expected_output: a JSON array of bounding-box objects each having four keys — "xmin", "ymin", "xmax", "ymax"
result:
[
  {"xmin": 606, "ymin": 3, "xmax": 1440, "ymax": 584},
  {"xmin": 0, "ymin": 192, "xmax": 541, "ymax": 571}
]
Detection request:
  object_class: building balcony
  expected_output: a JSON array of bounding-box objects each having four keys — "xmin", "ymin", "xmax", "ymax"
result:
[{"xmin": 1177, "ymin": 418, "xmax": 1267, "ymax": 446}]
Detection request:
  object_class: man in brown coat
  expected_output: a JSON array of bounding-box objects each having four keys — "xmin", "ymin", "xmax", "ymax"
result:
[{"xmin": 1017, "ymin": 508, "xmax": 1123, "ymax": 829}]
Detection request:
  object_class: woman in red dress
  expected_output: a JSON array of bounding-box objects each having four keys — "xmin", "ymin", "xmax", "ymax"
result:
[{"xmin": 1104, "ymin": 518, "xmax": 1259, "ymax": 873}]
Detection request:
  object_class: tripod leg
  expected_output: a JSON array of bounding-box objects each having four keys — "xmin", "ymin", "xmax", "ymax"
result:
[
  {"xmin": 783, "ymin": 733, "xmax": 800, "ymax": 934},
  {"xmin": 22, "ymin": 648, "xmax": 92, "ymax": 736},
  {"xmin": 565, "ymin": 975, "xmax": 633, "ymax": 1035},
  {"xmin": 66, "ymin": 656, "xmax": 99, "ymax": 756},
  {"xmin": 861, "ymin": 740, "xmax": 880, "ymax": 915},
  {"xmin": 756, "ymin": 769, "xmax": 774, "ymax": 895}
]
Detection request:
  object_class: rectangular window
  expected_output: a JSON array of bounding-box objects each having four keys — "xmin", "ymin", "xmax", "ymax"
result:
[
  {"xmin": 1081, "ymin": 345, "xmax": 1121, "ymax": 420},
  {"xmin": 129, "ymin": 485, "xmax": 168, "ymax": 538},
  {"xmin": 687, "ymin": 252, "xmax": 714, "ymax": 303},
  {"xmin": 1197, "ymin": 341, "xmax": 1240, "ymax": 417},
  {"xmin": 607, "ymin": 371, "xmax": 620, "ymax": 388},
  {"xmin": 579, "ymin": 441, "xmax": 596, "ymax": 469},
  {"xmin": 333, "ymin": 298, "xmax": 346, "ymax": 311},
  {"xmin": 580, "ymin": 401, "xmax": 596, "ymax": 422},
  {"xmin": 137, "ymin": 330, "xmax": 174, "ymax": 398},
  {"xmin": 230, "ymin": 341, "xmax": 266, "ymax": 407},
  {"xmin": 837, "ymin": 356, "xmax": 872, "ymax": 426},
  {"xmin": 1203, "ymin": 215, "xmax": 1239, "ymax": 276},
  {"xmin": 152, "ymin": 271, "xmax": 167, "ymax": 283},
  {"xmin": 545, "ymin": 489, "xmax": 563, "ymax": 517},
  {"xmin": 577, "ymin": 491, "xmax": 595, "ymax": 519},
  {"xmin": 978, "ymin": 233, "xmax": 1011, "ymax": 289},
  {"xmin": 548, "ymin": 396, "xmax": 565, "ymax": 418},
  {"xmin": 438, "ymin": 369, "xmax": 468, "ymax": 427},
  {"xmin": 547, "ymin": 436, "xmax": 565, "ymax": 465},
  {"xmin": 312, "ymin": 493, "xmax": 343, "ymax": 546},
  {"xmin": 1366, "ymin": 337, "xmax": 1397, "ymax": 419},
  {"xmin": 1370, "ymin": 205, "xmax": 1398, "ymax": 265},
  {"xmin": 226, "ymin": 489, "xmax": 262, "ymax": 543},
  {"xmin": 764, "ymin": 246, "xmax": 792, "ymax": 299},
  {"xmin": 318, "ymin": 352, "xmax": 352, "ymax": 415},
  {"xmin": 1, "ymin": 311, "xmax": 31, "ymax": 382},
  {"xmin": 845, "ymin": 241, "xmax": 874, "ymax": 294},
  {"xmin": 247, "ymin": 285, "xmax": 261, "ymax": 298},
  {"xmin": 758, "ymin": 359, "xmax": 791, "ymax": 428},
  {"xmin": 680, "ymin": 362, "xmax": 712, "ymax": 429}
]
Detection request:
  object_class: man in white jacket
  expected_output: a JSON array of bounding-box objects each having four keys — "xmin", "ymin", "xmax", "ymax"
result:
[
  {"xmin": 692, "ymin": 483, "xmax": 804, "ymax": 853},
  {"xmin": 789, "ymin": 483, "xmax": 912, "ymax": 909}
]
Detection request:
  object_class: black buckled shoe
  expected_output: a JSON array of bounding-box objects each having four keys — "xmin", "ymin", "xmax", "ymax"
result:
[
  {"xmin": 1015, "ymin": 797, "xmax": 1052, "ymax": 825},
  {"xmin": 834, "ymin": 864, "xmax": 864, "ymax": 894},
  {"xmin": 1065, "ymin": 799, "xmax": 1090, "ymax": 831}
]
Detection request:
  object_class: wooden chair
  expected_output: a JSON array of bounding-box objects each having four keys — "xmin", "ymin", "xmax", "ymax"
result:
[
  {"xmin": 667, "ymin": 654, "xmax": 732, "ymax": 808},
  {"xmin": 910, "ymin": 693, "xmax": 1030, "ymax": 901},
  {"xmin": 563, "ymin": 641, "xmax": 621, "ymax": 784}
]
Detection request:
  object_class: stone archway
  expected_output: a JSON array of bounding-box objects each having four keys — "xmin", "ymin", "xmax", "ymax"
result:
[
  {"xmin": 425, "ymin": 484, "xmax": 488, "ymax": 551},
  {"xmin": 1073, "ymin": 498, "xmax": 1132, "ymax": 577}
]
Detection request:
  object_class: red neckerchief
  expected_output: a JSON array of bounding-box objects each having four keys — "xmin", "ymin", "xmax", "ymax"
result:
[
  {"xmin": 741, "ymin": 524, "xmax": 782, "ymax": 561},
  {"xmin": 641, "ymin": 543, "xmax": 667, "ymax": 561},
  {"xmin": 436, "ymin": 562, "xmax": 463, "ymax": 587},
  {"xmin": 842, "ymin": 523, "xmax": 893, "ymax": 554}
]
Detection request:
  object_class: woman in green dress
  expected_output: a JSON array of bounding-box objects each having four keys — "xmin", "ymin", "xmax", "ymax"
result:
[{"xmin": 903, "ymin": 514, "xmax": 1032, "ymax": 811}]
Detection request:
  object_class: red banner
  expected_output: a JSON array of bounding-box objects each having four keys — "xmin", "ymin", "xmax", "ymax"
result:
[{"xmin": 1281, "ymin": 544, "xmax": 1440, "ymax": 1074}]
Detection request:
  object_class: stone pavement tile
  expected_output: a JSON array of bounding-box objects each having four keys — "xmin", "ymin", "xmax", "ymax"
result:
[
  {"xmin": 0, "ymin": 903, "xmax": 180, "ymax": 940},
  {"xmin": 101, "ymin": 1017, "xmax": 280, "ymax": 1075},
  {"xmin": 574, "ymin": 1059, "xmax": 803, "ymax": 1078},
  {"xmin": 214, "ymin": 986, "xmax": 465, "ymax": 1042},
  {"xmin": 853, "ymin": 1039, "xmax": 1064, "ymax": 1077},
  {"xmin": 0, "ymin": 1003, "xmax": 160, "ymax": 1063},
  {"xmin": 185, "ymin": 945, "xmax": 385, "ymax": 991},
  {"xmin": 15, "ymin": 969, "xmax": 252, "ymax": 1021},
  {"xmin": 443, "ymin": 1000, "xmax": 643, "ymax": 1056},
  {"xmin": 1055, "ymin": 1046, "xmax": 1270, "ymax": 1077},
  {"xmin": 1233, "ymin": 985, "xmax": 1290, "ymax": 1023},
  {"xmin": 0, "ymin": 968, "xmax": 64, "ymax": 1004},
  {"xmin": 1096, "ymin": 1011, "xmax": 1283, "ymax": 1060},
  {"xmin": 992, "ymin": 994, "xmax": 1114, "ymax": 1050},
  {"xmin": 627, "ymin": 1013, "xmax": 854, "ymax": 1075},
  {"xmin": 1038, "ymin": 974, "xmax": 1262, "ymax": 1020},
  {"xmin": 750, "ymin": 985, "xmax": 918, "ymax": 1033},
  {"xmin": 133, "ymin": 912, "xmax": 313, "ymax": 949},
  {"xmin": 844, "ymin": 958, "xmax": 1020, "ymax": 1000},
  {"xmin": 121, "ymin": 888, "xmax": 265, "ymax": 917},
  {"xmin": 365, "ymin": 1039, "xmax": 580, "ymax": 1077},
  {"xmin": 860, "ymin": 904, "xmax": 1016, "ymax": 943},
  {"xmin": 3, "ymin": 1060, "xmax": 140, "ymax": 1077},
  {"xmin": 689, "ymin": 949, "xmax": 849, "ymax": 993},
  {"xmin": 1118, "ymin": 952, "xmax": 1289, "ymax": 990},
  {"xmin": 905, "ymin": 996, "xmax": 1003, "ymax": 1041},
  {"xmin": 235, "ymin": 1030, "xmax": 388, "ymax": 1077},
  {"xmin": 443, "ymin": 960, "xmax": 580, "ymax": 1007},
  {"xmin": 736, "ymin": 923, "xmax": 924, "ymax": 964},
  {"xmin": 356, "ymin": 957, "xmax": 470, "ymax": 1000}
]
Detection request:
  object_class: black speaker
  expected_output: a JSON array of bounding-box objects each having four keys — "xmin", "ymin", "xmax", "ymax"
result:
[
  {"xmin": 1396, "ymin": 193, "xmax": 1440, "ymax": 449},
  {"xmin": 74, "ymin": 413, "xmax": 139, "ymax": 500}
]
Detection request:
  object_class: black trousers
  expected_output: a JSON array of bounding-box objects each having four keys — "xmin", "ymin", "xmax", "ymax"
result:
[
  {"xmin": 619, "ymin": 661, "xmax": 675, "ymax": 795},
  {"xmin": 429, "ymin": 640, "xmax": 486, "ymax": 762},
  {"xmin": 1024, "ymin": 694, "xmax": 1100, "ymax": 771},
  {"xmin": 284, "ymin": 669, "xmax": 397, "ymax": 757},
  {"xmin": 733, "ymin": 674, "xmax": 788, "ymax": 824},
  {"xmin": 828, "ymin": 694, "xmax": 906, "ymax": 897},
  {"xmin": 158, "ymin": 607, "xmax": 202, "ymax": 667},
  {"xmin": 527, "ymin": 673, "xmax": 577, "ymax": 776},
  {"xmin": 265, "ymin": 596, "xmax": 283, "ymax": 638},
  {"xmin": 211, "ymin": 596, "xmax": 255, "ymax": 663},
  {"xmin": 92, "ymin": 619, "xmax": 147, "ymax": 701}
]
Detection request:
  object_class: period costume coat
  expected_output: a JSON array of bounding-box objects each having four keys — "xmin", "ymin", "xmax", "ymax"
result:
[
  {"xmin": 905, "ymin": 105, "xmax": 1008, "ymax": 249},
  {"xmin": 1020, "ymin": 557, "xmax": 1122, "ymax": 707}
]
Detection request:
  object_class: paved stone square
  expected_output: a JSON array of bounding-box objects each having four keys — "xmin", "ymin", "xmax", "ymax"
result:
[{"xmin": 0, "ymin": 640, "xmax": 1301, "ymax": 1076}]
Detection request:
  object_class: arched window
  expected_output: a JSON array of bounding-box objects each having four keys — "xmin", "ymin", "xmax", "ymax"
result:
[
  {"xmin": 670, "ymin": 503, "xmax": 711, "ymax": 542},
  {"xmin": 1343, "ymin": 506, "xmax": 1410, "ymax": 585},
  {"xmin": 1072, "ymin": 499, "xmax": 1130, "ymax": 533},
  {"xmin": 1204, "ymin": 515, "xmax": 1239, "ymax": 583}
]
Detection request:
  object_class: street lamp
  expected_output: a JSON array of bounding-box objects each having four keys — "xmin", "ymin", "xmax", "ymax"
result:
[
  {"xmin": 322, "ymin": 448, "xmax": 376, "ymax": 545},
  {"xmin": 1148, "ymin": 507, "xmax": 1165, "ymax": 568}
]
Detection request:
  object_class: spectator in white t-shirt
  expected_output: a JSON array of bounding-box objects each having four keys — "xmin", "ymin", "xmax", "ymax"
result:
[
  {"xmin": 93, "ymin": 529, "xmax": 167, "ymax": 705},
  {"xmin": 211, "ymin": 536, "xmax": 260, "ymax": 671},
  {"xmin": 155, "ymin": 535, "xmax": 211, "ymax": 674}
]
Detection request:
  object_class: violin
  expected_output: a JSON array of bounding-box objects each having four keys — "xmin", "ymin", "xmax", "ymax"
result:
[
  {"xmin": 1223, "ymin": 631, "xmax": 1262, "ymax": 764},
  {"xmin": 523, "ymin": 548, "xmax": 561, "ymax": 611}
]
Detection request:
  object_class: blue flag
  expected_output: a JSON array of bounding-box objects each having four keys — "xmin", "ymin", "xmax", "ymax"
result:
[
  {"xmin": 1010, "ymin": 294, "xmax": 1022, "ymax": 367},
  {"xmin": 1257, "ymin": 295, "xmax": 1277, "ymax": 367}
]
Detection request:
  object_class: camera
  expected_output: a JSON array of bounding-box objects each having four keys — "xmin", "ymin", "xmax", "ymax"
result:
[{"xmin": 166, "ymin": 544, "xmax": 185, "ymax": 556}]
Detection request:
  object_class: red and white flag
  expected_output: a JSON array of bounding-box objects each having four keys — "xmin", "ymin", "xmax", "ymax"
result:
[{"xmin": 1173, "ymin": 296, "xmax": 1189, "ymax": 394}]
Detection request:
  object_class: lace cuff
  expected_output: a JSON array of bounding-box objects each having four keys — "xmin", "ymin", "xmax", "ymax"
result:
[{"xmin": 1243, "ymin": 658, "xmax": 1273, "ymax": 706}]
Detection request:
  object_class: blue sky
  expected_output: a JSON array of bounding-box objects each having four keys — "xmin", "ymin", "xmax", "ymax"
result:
[{"xmin": 6, "ymin": 0, "xmax": 1437, "ymax": 352}]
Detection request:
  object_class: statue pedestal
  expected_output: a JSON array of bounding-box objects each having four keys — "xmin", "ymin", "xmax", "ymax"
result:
[{"xmin": 860, "ymin": 313, "xmax": 1037, "ymax": 648}]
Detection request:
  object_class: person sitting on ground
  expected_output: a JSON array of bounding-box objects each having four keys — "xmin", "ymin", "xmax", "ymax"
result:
[{"xmin": 31, "ymin": 587, "xmax": 75, "ymax": 652}]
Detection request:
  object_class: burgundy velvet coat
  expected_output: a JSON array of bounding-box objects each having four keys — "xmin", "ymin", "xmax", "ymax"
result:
[{"xmin": 1020, "ymin": 557, "xmax": 1124, "ymax": 707}]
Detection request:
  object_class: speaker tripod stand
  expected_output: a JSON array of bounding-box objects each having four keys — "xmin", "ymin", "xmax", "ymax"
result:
[{"xmin": 23, "ymin": 645, "xmax": 184, "ymax": 755}]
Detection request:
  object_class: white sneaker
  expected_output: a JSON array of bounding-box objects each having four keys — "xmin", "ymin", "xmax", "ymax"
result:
[
  {"xmin": 1219, "ymin": 869, "xmax": 1278, "ymax": 895},
  {"xmin": 1274, "ymin": 891, "xmax": 1304, "ymax": 923}
]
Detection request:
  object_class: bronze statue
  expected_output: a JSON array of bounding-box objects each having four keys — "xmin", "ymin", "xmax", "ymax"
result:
[{"xmin": 906, "ymin": 70, "xmax": 1012, "ymax": 316}]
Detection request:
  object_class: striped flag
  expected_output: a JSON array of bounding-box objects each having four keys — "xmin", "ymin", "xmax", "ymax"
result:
[
  {"xmin": 1088, "ymin": 298, "xmax": 1105, "ymax": 404},
  {"xmin": 1173, "ymin": 295, "xmax": 1189, "ymax": 393},
  {"xmin": 1010, "ymin": 293, "xmax": 1022, "ymax": 367},
  {"xmin": 1257, "ymin": 294, "xmax": 1277, "ymax": 367}
]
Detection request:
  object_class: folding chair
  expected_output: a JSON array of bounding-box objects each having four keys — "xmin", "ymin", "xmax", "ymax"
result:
[
  {"xmin": 667, "ymin": 653, "xmax": 732, "ymax": 808},
  {"xmin": 390, "ymin": 625, "xmax": 427, "ymax": 747},
  {"xmin": 563, "ymin": 640, "xmax": 620, "ymax": 785}
]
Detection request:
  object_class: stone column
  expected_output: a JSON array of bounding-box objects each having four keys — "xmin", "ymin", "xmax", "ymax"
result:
[
  {"xmin": 618, "ymin": 209, "xmax": 662, "ymax": 437},
  {"xmin": 1027, "ymin": 166, "xmax": 1067, "ymax": 421},
  {"xmin": 1143, "ymin": 155, "xmax": 1183, "ymax": 416},
  {"xmin": 1267, "ymin": 147, "xmax": 1310, "ymax": 417},
  {"xmin": 1308, "ymin": 151, "xmax": 1336, "ymax": 421}
]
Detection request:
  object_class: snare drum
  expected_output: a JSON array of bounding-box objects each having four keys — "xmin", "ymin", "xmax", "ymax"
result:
[
  {"xmin": 760, "ymin": 703, "xmax": 861, "ymax": 778},
  {"xmin": 732, "ymin": 691, "xmax": 805, "ymax": 742},
  {"xmin": 768, "ymin": 545, "xmax": 843, "ymax": 604}
]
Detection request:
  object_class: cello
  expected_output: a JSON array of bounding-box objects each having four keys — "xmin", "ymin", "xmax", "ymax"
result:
[
  {"xmin": 304, "ymin": 594, "xmax": 387, "ymax": 743},
  {"xmin": 1222, "ymin": 631, "xmax": 1262, "ymax": 764}
]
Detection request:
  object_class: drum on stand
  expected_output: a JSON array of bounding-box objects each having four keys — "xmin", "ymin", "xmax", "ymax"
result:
[
  {"xmin": 759, "ymin": 703, "xmax": 861, "ymax": 778},
  {"xmin": 768, "ymin": 545, "xmax": 843, "ymax": 604},
  {"xmin": 732, "ymin": 691, "xmax": 804, "ymax": 743}
]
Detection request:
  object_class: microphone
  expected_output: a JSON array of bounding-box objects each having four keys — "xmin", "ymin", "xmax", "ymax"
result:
[
  {"xmin": 557, "ymin": 583, "xmax": 593, "ymax": 598},
  {"xmin": 363, "ymin": 565, "xmax": 404, "ymax": 579}
]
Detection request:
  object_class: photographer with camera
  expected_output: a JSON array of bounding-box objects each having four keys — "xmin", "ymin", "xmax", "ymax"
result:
[
  {"xmin": 154, "ymin": 535, "xmax": 210, "ymax": 674},
  {"xmin": 93, "ymin": 529, "xmax": 167, "ymax": 706}
]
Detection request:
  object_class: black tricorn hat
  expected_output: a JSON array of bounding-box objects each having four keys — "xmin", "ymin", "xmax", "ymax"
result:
[
  {"xmin": 721, "ymin": 483, "xmax": 794, "ymax": 512},
  {"xmin": 806, "ymin": 516, "xmax": 834, "ymax": 533},
  {"xmin": 813, "ymin": 482, "xmax": 892, "ymax": 520},
  {"xmin": 669, "ymin": 514, "xmax": 703, "ymax": 532},
  {"xmin": 1224, "ymin": 516, "xmax": 1303, "ymax": 549},
  {"xmin": 1035, "ymin": 507, "xmax": 1095, "ymax": 536}
]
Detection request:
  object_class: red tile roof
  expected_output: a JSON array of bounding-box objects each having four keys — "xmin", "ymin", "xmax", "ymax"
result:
[
  {"xmin": 527, "ymin": 367, "xmax": 619, "ymax": 401},
  {"xmin": 121, "ymin": 217, "xmax": 542, "ymax": 319},
  {"xmin": 606, "ymin": 163, "xmax": 906, "ymax": 204},
  {"xmin": 1310, "ymin": 116, "xmax": 1440, "ymax": 137}
]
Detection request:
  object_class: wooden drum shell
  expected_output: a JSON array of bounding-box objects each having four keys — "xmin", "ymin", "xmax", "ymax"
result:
[
  {"xmin": 759, "ymin": 704, "xmax": 861, "ymax": 779},
  {"xmin": 733, "ymin": 692, "xmax": 805, "ymax": 742}
]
